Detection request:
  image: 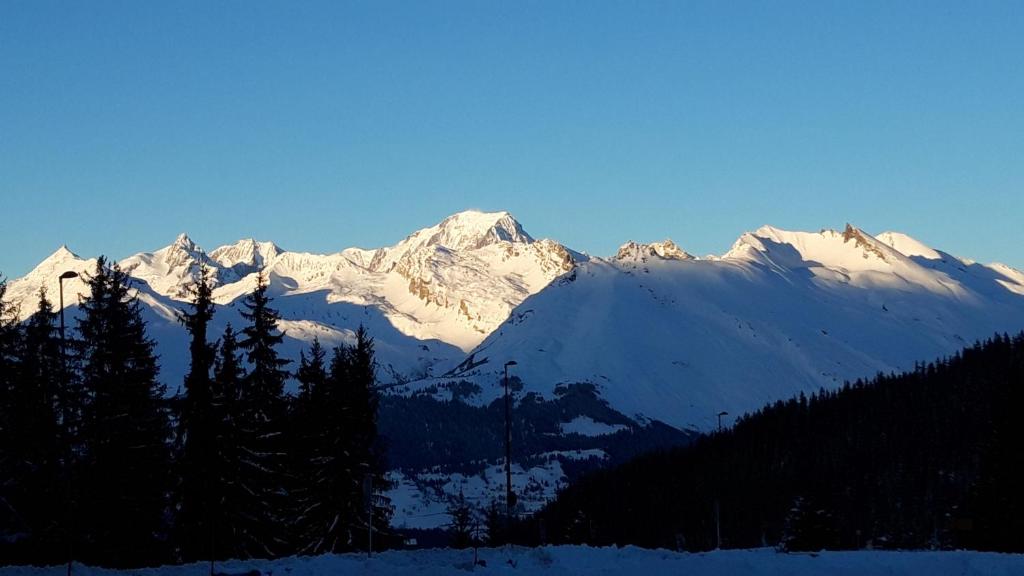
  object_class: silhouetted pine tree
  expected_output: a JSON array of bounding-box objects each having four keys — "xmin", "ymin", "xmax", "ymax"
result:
[
  {"xmin": 290, "ymin": 338, "xmax": 328, "ymax": 553},
  {"xmin": 343, "ymin": 327, "xmax": 392, "ymax": 547},
  {"xmin": 5, "ymin": 290, "xmax": 67, "ymax": 562},
  {"xmin": 296, "ymin": 328, "xmax": 391, "ymax": 553},
  {"xmin": 211, "ymin": 324, "xmax": 246, "ymax": 559},
  {"xmin": 346, "ymin": 325, "xmax": 389, "ymax": 537},
  {"xmin": 173, "ymin": 265, "xmax": 218, "ymax": 561},
  {"xmin": 75, "ymin": 258, "xmax": 172, "ymax": 567},
  {"xmin": 446, "ymin": 490, "xmax": 475, "ymax": 549},
  {"xmin": 484, "ymin": 500, "xmax": 506, "ymax": 546},
  {"xmin": 234, "ymin": 272, "xmax": 291, "ymax": 558},
  {"xmin": 0, "ymin": 278, "xmax": 30, "ymax": 554}
]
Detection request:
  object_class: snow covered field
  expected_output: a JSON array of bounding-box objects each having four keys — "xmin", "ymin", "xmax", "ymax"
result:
[{"xmin": 4, "ymin": 547, "xmax": 1024, "ymax": 576}]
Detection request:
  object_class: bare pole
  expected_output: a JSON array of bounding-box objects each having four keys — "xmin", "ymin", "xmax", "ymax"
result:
[
  {"xmin": 714, "ymin": 411, "xmax": 728, "ymax": 550},
  {"xmin": 59, "ymin": 271, "xmax": 78, "ymax": 576},
  {"xmin": 504, "ymin": 360, "xmax": 517, "ymax": 526}
]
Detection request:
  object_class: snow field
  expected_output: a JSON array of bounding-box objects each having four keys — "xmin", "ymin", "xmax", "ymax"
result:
[{"xmin": 4, "ymin": 546, "xmax": 1024, "ymax": 576}]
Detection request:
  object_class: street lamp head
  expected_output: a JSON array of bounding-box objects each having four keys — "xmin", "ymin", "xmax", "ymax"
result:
[
  {"xmin": 718, "ymin": 411, "xmax": 729, "ymax": 417},
  {"xmin": 59, "ymin": 271, "xmax": 79, "ymax": 280},
  {"xmin": 505, "ymin": 360, "xmax": 518, "ymax": 367}
]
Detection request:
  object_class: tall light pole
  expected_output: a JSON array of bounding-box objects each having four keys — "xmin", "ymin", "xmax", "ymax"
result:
[
  {"xmin": 714, "ymin": 410, "xmax": 728, "ymax": 550},
  {"xmin": 503, "ymin": 360, "xmax": 517, "ymax": 523},
  {"xmin": 58, "ymin": 270, "xmax": 78, "ymax": 576},
  {"xmin": 59, "ymin": 271, "xmax": 78, "ymax": 358}
]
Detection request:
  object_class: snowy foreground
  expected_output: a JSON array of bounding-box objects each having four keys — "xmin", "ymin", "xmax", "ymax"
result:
[{"xmin": 4, "ymin": 547, "xmax": 1024, "ymax": 576}]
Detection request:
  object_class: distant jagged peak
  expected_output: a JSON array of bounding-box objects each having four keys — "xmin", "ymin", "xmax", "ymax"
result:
[
  {"xmin": 24, "ymin": 244, "xmax": 91, "ymax": 279},
  {"xmin": 615, "ymin": 239, "xmax": 693, "ymax": 263},
  {"xmin": 159, "ymin": 232, "xmax": 204, "ymax": 269},
  {"xmin": 5, "ymin": 245, "xmax": 95, "ymax": 321},
  {"xmin": 419, "ymin": 210, "xmax": 533, "ymax": 252},
  {"xmin": 839, "ymin": 224, "xmax": 892, "ymax": 261},
  {"xmin": 40, "ymin": 244, "xmax": 82, "ymax": 266},
  {"xmin": 170, "ymin": 232, "xmax": 197, "ymax": 251},
  {"xmin": 725, "ymin": 224, "xmax": 909, "ymax": 271},
  {"xmin": 209, "ymin": 237, "xmax": 284, "ymax": 269},
  {"xmin": 367, "ymin": 210, "xmax": 535, "ymax": 273}
]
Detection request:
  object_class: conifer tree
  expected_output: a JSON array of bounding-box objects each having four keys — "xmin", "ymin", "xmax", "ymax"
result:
[
  {"xmin": 211, "ymin": 324, "xmax": 246, "ymax": 559},
  {"xmin": 485, "ymin": 500, "xmax": 506, "ymax": 546},
  {"xmin": 8, "ymin": 290, "xmax": 66, "ymax": 561},
  {"xmin": 295, "ymin": 328, "xmax": 391, "ymax": 554},
  {"xmin": 75, "ymin": 257, "xmax": 172, "ymax": 567},
  {"xmin": 447, "ymin": 490, "xmax": 475, "ymax": 549},
  {"xmin": 346, "ymin": 326, "xmax": 392, "ymax": 540},
  {"xmin": 0, "ymin": 278, "xmax": 29, "ymax": 553},
  {"xmin": 290, "ymin": 338, "xmax": 328, "ymax": 553},
  {"xmin": 296, "ymin": 343, "xmax": 355, "ymax": 553},
  {"xmin": 234, "ymin": 271, "xmax": 291, "ymax": 558},
  {"xmin": 173, "ymin": 265, "xmax": 218, "ymax": 561}
]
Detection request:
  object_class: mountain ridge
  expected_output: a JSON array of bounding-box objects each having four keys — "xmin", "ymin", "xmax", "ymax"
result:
[{"xmin": 4, "ymin": 211, "xmax": 1024, "ymax": 432}]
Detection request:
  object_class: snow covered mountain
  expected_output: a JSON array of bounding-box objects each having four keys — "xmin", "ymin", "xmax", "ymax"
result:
[
  {"xmin": 6, "ymin": 215, "xmax": 1024, "ymax": 428},
  {"xmin": 424, "ymin": 223, "xmax": 1024, "ymax": 431},
  {"xmin": 3, "ymin": 210, "xmax": 576, "ymax": 386},
  {"xmin": 6, "ymin": 213, "xmax": 1024, "ymax": 526}
]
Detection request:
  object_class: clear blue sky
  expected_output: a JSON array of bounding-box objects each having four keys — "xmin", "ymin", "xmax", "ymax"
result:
[{"xmin": 2, "ymin": 1, "xmax": 1022, "ymax": 277}]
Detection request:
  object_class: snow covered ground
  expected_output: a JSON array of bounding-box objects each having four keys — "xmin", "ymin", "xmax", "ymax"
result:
[
  {"xmin": 4, "ymin": 547, "xmax": 1024, "ymax": 575},
  {"xmin": 387, "ymin": 456, "xmax": 580, "ymax": 530}
]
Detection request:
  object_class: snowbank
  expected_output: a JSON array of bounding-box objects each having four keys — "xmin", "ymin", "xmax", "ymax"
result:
[{"xmin": 4, "ymin": 546, "xmax": 1024, "ymax": 576}]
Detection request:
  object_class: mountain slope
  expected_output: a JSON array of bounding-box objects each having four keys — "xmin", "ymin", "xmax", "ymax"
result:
[
  {"xmin": 533, "ymin": 334, "xmax": 1024, "ymax": 551},
  {"xmin": 429, "ymin": 226, "xmax": 1024, "ymax": 431},
  {"xmin": 5, "ymin": 217, "xmax": 1024, "ymax": 432}
]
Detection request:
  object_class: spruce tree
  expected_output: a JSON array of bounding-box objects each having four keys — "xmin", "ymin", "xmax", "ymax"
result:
[
  {"xmin": 301, "ymin": 327, "xmax": 392, "ymax": 553},
  {"xmin": 173, "ymin": 265, "xmax": 218, "ymax": 561},
  {"xmin": 75, "ymin": 257, "xmax": 172, "ymax": 567},
  {"xmin": 296, "ymin": 344, "xmax": 355, "ymax": 553},
  {"xmin": 347, "ymin": 326, "xmax": 392, "ymax": 541},
  {"xmin": 290, "ymin": 338, "xmax": 328, "ymax": 553},
  {"xmin": 0, "ymin": 278, "xmax": 28, "ymax": 554},
  {"xmin": 447, "ymin": 490, "xmax": 475, "ymax": 549},
  {"xmin": 211, "ymin": 324, "xmax": 246, "ymax": 559},
  {"xmin": 234, "ymin": 271, "xmax": 291, "ymax": 558},
  {"xmin": 6, "ymin": 290, "xmax": 66, "ymax": 562}
]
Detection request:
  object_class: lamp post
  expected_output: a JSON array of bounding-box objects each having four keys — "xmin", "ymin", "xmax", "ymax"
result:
[
  {"xmin": 713, "ymin": 410, "xmax": 729, "ymax": 550},
  {"xmin": 58, "ymin": 271, "xmax": 78, "ymax": 576},
  {"xmin": 503, "ymin": 360, "xmax": 517, "ymax": 523},
  {"xmin": 58, "ymin": 271, "xmax": 78, "ymax": 357}
]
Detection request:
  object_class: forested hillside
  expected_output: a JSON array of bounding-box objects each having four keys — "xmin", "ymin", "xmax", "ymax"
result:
[{"xmin": 533, "ymin": 333, "xmax": 1024, "ymax": 552}]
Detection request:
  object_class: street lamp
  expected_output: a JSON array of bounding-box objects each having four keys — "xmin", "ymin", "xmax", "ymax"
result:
[
  {"xmin": 503, "ymin": 360, "xmax": 518, "ymax": 522},
  {"xmin": 58, "ymin": 270, "xmax": 78, "ymax": 576},
  {"xmin": 58, "ymin": 271, "xmax": 78, "ymax": 353},
  {"xmin": 714, "ymin": 410, "xmax": 728, "ymax": 550}
]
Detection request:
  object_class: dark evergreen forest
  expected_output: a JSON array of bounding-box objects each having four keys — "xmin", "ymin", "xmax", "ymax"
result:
[
  {"xmin": 528, "ymin": 333, "xmax": 1024, "ymax": 552},
  {"xmin": 0, "ymin": 263, "xmax": 389, "ymax": 567},
  {"xmin": 4, "ymin": 258, "xmax": 1024, "ymax": 566}
]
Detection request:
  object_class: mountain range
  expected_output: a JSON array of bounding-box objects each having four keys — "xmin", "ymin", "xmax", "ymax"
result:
[
  {"xmin": 5, "ymin": 210, "xmax": 1024, "ymax": 432},
  {"xmin": 7, "ymin": 209, "xmax": 1024, "ymax": 527}
]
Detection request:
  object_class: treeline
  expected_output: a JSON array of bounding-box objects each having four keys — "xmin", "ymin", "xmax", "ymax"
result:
[
  {"xmin": 381, "ymin": 382, "xmax": 691, "ymax": 474},
  {"xmin": 530, "ymin": 333, "xmax": 1024, "ymax": 552},
  {"xmin": 0, "ymin": 261, "xmax": 390, "ymax": 567}
]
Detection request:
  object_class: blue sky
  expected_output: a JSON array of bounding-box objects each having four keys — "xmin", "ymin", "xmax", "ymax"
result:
[{"xmin": 2, "ymin": 1, "xmax": 1022, "ymax": 277}]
